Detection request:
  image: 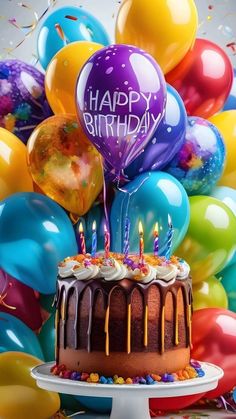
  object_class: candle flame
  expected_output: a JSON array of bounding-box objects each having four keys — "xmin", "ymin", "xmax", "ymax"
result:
[
  {"xmin": 154, "ymin": 222, "xmax": 159, "ymax": 235},
  {"xmin": 138, "ymin": 221, "xmax": 143, "ymax": 235},
  {"xmin": 92, "ymin": 220, "xmax": 96, "ymax": 231},
  {"xmin": 79, "ymin": 222, "xmax": 84, "ymax": 233},
  {"xmin": 168, "ymin": 214, "xmax": 172, "ymax": 228}
]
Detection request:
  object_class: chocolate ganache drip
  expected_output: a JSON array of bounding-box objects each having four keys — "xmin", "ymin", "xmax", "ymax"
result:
[{"xmin": 55, "ymin": 275, "xmax": 192, "ymax": 363}]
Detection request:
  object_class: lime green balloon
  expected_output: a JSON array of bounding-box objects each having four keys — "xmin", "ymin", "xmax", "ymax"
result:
[
  {"xmin": 177, "ymin": 196, "xmax": 236, "ymax": 284},
  {"xmin": 193, "ymin": 276, "xmax": 228, "ymax": 311}
]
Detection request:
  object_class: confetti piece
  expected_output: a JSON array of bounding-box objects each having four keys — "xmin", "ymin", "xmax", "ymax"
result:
[
  {"xmin": 65, "ymin": 15, "xmax": 78, "ymax": 21},
  {"xmin": 55, "ymin": 23, "xmax": 66, "ymax": 41}
]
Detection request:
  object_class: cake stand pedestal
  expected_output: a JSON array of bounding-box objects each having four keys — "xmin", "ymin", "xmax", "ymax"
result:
[{"xmin": 31, "ymin": 362, "xmax": 223, "ymax": 419}]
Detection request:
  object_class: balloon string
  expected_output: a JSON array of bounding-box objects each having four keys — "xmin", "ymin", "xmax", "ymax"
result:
[
  {"xmin": 0, "ymin": 271, "xmax": 16, "ymax": 310},
  {"xmin": 102, "ymin": 159, "xmax": 110, "ymax": 232}
]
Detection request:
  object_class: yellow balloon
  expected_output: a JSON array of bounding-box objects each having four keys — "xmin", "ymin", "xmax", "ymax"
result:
[
  {"xmin": 0, "ymin": 128, "xmax": 33, "ymax": 200},
  {"xmin": 0, "ymin": 352, "xmax": 60, "ymax": 419},
  {"xmin": 45, "ymin": 41, "xmax": 103, "ymax": 114},
  {"xmin": 193, "ymin": 276, "xmax": 228, "ymax": 311},
  {"xmin": 115, "ymin": 0, "xmax": 198, "ymax": 74},
  {"xmin": 209, "ymin": 110, "xmax": 236, "ymax": 189}
]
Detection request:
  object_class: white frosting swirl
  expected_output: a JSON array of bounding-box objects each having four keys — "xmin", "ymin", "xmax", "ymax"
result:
[
  {"xmin": 72, "ymin": 263, "xmax": 100, "ymax": 281},
  {"xmin": 155, "ymin": 264, "xmax": 178, "ymax": 282},
  {"xmin": 58, "ymin": 255, "xmax": 190, "ymax": 283},
  {"xmin": 128, "ymin": 265, "xmax": 157, "ymax": 283},
  {"xmin": 58, "ymin": 260, "xmax": 79, "ymax": 278},
  {"xmin": 177, "ymin": 260, "xmax": 190, "ymax": 280},
  {"xmin": 100, "ymin": 259, "xmax": 128, "ymax": 281}
]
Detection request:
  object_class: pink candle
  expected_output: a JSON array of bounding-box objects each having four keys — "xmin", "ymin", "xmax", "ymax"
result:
[
  {"xmin": 153, "ymin": 222, "xmax": 159, "ymax": 257},
  {"xmin": 104, "ymin": 223, "xmax": 110, "ymax": 259},
  {"xmin": 139, "ymin": 221, "xmax": 144, "ymax": 266},
  {"xmin": 79, "ymin": 222, "xmax": 86, "ymax": 255}
]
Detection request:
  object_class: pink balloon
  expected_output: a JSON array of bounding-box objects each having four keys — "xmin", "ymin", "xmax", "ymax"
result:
[{"xmin": 0, "ymin": 268, "xmax": 43, "ymax": 331}]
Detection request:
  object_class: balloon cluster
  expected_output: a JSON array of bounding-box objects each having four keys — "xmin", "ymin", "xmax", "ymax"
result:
[{"xmin": 0, "ymin": 0, "xmax": 236, "ymax": 416}]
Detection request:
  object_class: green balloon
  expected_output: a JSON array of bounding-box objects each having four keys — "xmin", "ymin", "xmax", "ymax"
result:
[
  {"xmin": 38, "ymin": 314, "xmax": 55, "ymax": 361},
  {"xmin": 193, "ymin": 276, "xmax": 228, "ymax": 311},
  {"xmin": 218, "ymin": 263, "xmax": 236, "ymax": 313},
  {"xmin": 177, "ymin": 196, "xmax": 236, "ymax": 284}
]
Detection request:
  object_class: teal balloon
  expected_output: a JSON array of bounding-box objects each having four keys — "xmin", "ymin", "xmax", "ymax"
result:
[
  {"xmin": 75, "ymin": 395, "xmax": 112, "ymax": 414},
  {"xmin": 0, "ymin": 312, "xmax": 44, "ymax": 359},
  {"xmin": 110, "ymin": 172, "xmax": 190, "ymax": 255},
  {"xmin": 0, "ymin": 192, "xmax": 77, "ymax": 294},
  {"xmin": 75, "ymin": 203, "xmax": 105, "ymax": 253},
  {"xmin": 38, "ymin": 314, "xmax": 55, "ymax": 361},
  {"xmin": 218, "ymin": 263, "xmax": 236, "ymax": 312},
  {"xmin": 37, "ymin": 6, "xmax": 110, "ymax": 70},
  {"xmin": 39, "ymin": 294, "xmax": 55, "ymax": 314},
  {"xmin": 211, "ymin": 186, "xmax": 236, "ymax": 268}
]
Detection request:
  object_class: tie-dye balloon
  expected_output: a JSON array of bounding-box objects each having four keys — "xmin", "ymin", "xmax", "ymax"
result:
[
  {"xmin": 0, "ymin": 60, "xmax": 52, "ymax": 143},
  {"xmin": 165, "ymin": 117, "xmax": 225, "ymax": 195}
]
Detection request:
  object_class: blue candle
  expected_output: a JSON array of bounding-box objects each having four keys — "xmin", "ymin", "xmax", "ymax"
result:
[
  {"xmin": 91, "ymin": 220, "xmax": 97, "ymax": 258},
  {"xmin": 123, "ymin": 217, "xmax": 130, "ymax": 259},
  {"xmin": 166, "ymin": 214, "xmax": 174, "ymax": 260},
  {"xmin": 153, "ymin": 222, "xmax": 159, "ymax": 257}
]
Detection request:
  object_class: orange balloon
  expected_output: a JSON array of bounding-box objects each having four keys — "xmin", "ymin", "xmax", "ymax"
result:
[
  {"xmin": 27, "ymin": 115, "xmax": 103, "ymax": 215},
  {"xmin": 0, "ymin": 351, "xmax": 60, "ymax": 419}
]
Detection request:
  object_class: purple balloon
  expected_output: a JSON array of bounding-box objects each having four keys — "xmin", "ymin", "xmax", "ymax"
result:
[
  {"xmin": 0, "ymin": 60, "xmax": 52, "ymax": 143},
  {"xmin": 76, "ymin": 44, "xmax": 166, "ymax": 171}
]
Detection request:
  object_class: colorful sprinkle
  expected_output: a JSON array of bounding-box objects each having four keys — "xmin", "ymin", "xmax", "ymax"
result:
[{"xmin": 50, "ymin": 362, "xmax": 205, "ymax": 385}]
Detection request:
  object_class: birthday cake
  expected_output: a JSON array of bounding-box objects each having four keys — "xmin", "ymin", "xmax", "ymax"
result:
[{"xmin": 52, "ymin": 249, "xmax": 193, "ymax": 382}]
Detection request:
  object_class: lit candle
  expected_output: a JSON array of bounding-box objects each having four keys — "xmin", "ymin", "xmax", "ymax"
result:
[
  {"xmin": 91, "ymin": 220, "xmax": 97, "ymax": 258},
  {"xmin": 166, "ymin": 214, "xmax": 174, "ymax": 260},
  {"xmin": 123, "ymin": 217, "xmax": 130, "ymax": 260},
  {"xmin": 104, "ymin": 223, "xmax": 110, "ymax": 259},
  {"xmin": 153, "ymin": 222, "xmax": 159, "ymax": 257},
  {"xmin": 79, "ymin": 222, "xmax": 86, "ymax": 255},
  {"xmin": 139, "ymin": 221, "xmax": 144, "ymax": 266}
]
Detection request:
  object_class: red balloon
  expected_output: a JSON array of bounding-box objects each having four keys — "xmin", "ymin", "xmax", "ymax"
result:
[
  {"xmin": 149, "ymin": 393, "xmax": 205, "ymax": 413},
  {"xmin": 191, "ymin": 308, "xmax": 236, "ymax": 399},
  {"xmin": 166, "ymin": 39, "xmax": 233, "ymax": 119},
  {"xmin": 0, "ymin": 268, "xmax": 43, "ymax": 331}
]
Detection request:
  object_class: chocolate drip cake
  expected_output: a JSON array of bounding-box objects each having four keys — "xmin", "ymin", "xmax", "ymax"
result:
[{"xmin": 54, "ymin": 253, "xmax": 192, "ymax": 378}]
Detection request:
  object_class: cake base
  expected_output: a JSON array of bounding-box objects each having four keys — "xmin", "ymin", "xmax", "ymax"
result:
[
  {"xmin": 58, "ymin": 347, "xmax": 190, "ymax": 377},
  {"xmin": 31, "ymin": 361, "xmax": 224, "ymax": 419}
]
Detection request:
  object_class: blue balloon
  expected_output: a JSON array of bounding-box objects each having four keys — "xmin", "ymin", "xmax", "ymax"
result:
[
  {"xmin": 0, "ymin": 312, "xmax": 44, "ymax": 359},
  {"xmin": 110, "ymin": 172, "xmax": 190, "ymax": 255},
  {"xmin": 217, "ymin": 263, "xmax": 236, "ymax": 313},
  {"xmin": 75, "ymin": 395, "xmax": 112, "ymax": 414},
  {"xmin": 125, "ymin": 85, "xmax": 187, "ymax": 179},
  {"xmin": 0, "ymin": 192, "xmax": 77, "ymax": 294},
  {"xmin": 223, "ymin": 69, "xmax": 236, "ymax": 111},
  {"xmin": 165, "ymin": 117, "xmax": 225, "ymax": 196},
  {"xmin": 37, "ymin": 6, "xmax": 110, "ymax": 69}
]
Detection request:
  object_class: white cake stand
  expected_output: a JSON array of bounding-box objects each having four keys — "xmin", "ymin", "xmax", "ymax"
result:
[{"xmin": 31, "ymin": 362, "xmax": 223, "ymax": 419}]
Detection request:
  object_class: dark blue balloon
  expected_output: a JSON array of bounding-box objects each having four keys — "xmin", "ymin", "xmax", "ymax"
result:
[
  {"xmin": 223, "ymin": 69, "xmax": 236, "ymax": 111},
  {"xmin": 124, "ymin": 84, "xmax": 187, "ymax": 179},
  {"xmin": 75, "ymin": 395, "xmax": 112, "ymax": 414},
  {"xmin": 0, "ymin": 192, "xmax": 77, "ymax": 294},
  {"xmin": 37, "ymin": 6, "xmax": 110, "ymax": 70},
  {"xmin": 110, "ymin": 171, "xmax": 190, "ymax": 255}
]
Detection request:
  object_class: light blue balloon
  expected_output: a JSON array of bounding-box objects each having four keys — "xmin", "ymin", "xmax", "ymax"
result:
[
  {"xmin": 37, "ymin": 6, "xmax": 110, "ymax": 69},
  {"xmin": 223, "ymin": 69, "xmax": 236, "ymax": 111},
  {"xmin": 0, "ymin": 312, "xmax": 44, "ymax": 359},
  {"xmin": 211, "ymin": 186, "xmax": 236, "ymax": 268},
  {"xmin": 211, "ymin": 186, "xmax": 236, "ymax": 216},
  {"xmin": 0, "ymin": 192, "xmax": 77, "ymax": 294},
  {"xmin": 110, "ymin": 172, "xmax": 190, "ymax": 255},
  {"xmin": 75, "ymin": 395, "xmax": 112, "ymax": 414},
  {"xmin": 217, "ymin": 263, "xmax": 236, "ymax": 313}
]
